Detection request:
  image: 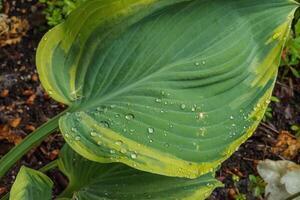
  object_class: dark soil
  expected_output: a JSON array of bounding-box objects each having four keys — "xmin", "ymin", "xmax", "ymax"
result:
[
  {"xmin": 0, "ymin": 1, "xmax": 299, "ymax": 200},
  {"xmin": 0, "ymin": 0, "xmax": 66, "ymax": 196}
]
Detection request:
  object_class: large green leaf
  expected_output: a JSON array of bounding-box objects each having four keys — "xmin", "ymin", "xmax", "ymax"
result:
[
  {"xmin": 9, "ymin": 166, "xmax": 53, "ymax": 200},
  {"xmin": 36, "ymin": 0, "xmax": 298, "ymax": 178},
  {"xmin": 57, "ymin": 145, "xmax": 222, "ymax": 200}
]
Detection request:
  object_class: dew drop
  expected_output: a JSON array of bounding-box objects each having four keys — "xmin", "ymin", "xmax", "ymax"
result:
[
  {"xmin": 100, "ymin": 121, "xmax": 109, "ymax": 128},
  {"xmin": 147, "ymin": 127, "xmax": 154, "ymax": 134},
  {"xmin": 164, "ymin": 143, "xmax": 170, "ymax": 148},
  {"xmin": 97, "ymin": 141, "xmax": 102, "ymax": 145},
  {"xmin": 198, "ymin": 112, "xmax": 204, "ymax": 119},
  {"xmin": 230, "ymin": 116, "xmax": 234, "ymax": 120},
  {"xmin": 125, "ymin": 114, "xmax": 134, "ymax": 120},
  {"xmin": 257, "ymin": 103, "xmax": 261, "ymax": 108},
  {"xmin": 75, "ymin": 136, "xmax": 81, "ymax": 141},
  {"xmin": 202, "ymin": 60, "xmax": 206, "ymax": 65},
  {"xmin": 131, "ymin": 153, "xmax": 137, "ymax": 159},
  {"xmin": 120, "ymin": 148, "xmax": 127, "ymax": 154},
  {"xmin": 198, "ymin": 127, "xmax": 206, "ymax": 136},
  {"xmin": 180, "ymin": 104, "xmax": 186, "ymax": 110},
  {"xmin": 90, "ymin": 131, "xmax": 97, "ymax": 137},
  {"xmin": 64, "ymin": 133, "xmax": 69, "ymax": 138},
  {"xmin": 115, "ymin": 140, "xmax": 123, "ymax": 146},
  {"xmin": 155, "ymin": 98, "xmax": 162, "ymax": 103},
  {"xmin": 71, "ymin": 127, "xmax": 78, "ymax": 132},
  {"xmin": 149, "ymin": 139, "xmax": 153, "ymax": 143},
  {"xmin": 110, "ymin": 149, "xmax": 116, "ymax": 154},
  {"xmin": 195, "ymin": 62, "xmax": 200, "ymax": 66}
]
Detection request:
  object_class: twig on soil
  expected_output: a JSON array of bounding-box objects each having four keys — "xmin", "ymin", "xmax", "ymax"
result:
[
  {"xmin": 276, "ymin": 81, "xmax": 289, "ymax": 88},
  {"xmin": 260, "ymin": 123, "xmax": 279, "ymax": 134}
]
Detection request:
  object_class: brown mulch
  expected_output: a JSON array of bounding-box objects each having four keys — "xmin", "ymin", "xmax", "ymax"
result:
[{"xmin": 0, "ymin": 0, "xmax": 66, "ymax": 197}]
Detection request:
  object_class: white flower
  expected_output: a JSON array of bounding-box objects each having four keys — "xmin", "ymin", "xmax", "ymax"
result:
[{"xmin": 257, "ymin": 159, "xmax": 300, "ymax": 200}]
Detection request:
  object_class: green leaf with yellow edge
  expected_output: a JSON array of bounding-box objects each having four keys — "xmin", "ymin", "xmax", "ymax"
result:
[
  {"xmin": 57, "ymin": 145, "xmax": 222, "ymax": 200},
  {"xmin": 37, "ymin": 0, "xmax": 298, "ymax": 178},
  {"xmin": 9, "ymin": 166, "xmax": 53, "ymax": 200}
]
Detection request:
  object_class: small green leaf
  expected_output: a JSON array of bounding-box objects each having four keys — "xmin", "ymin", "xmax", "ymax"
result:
[
  {"xmin": 271, "ymin": 96, "xmax": 281, "ymax": 103},
  {"xmin": 291, "ymin": 125, "xmax": 300, "ymax": 131},
  {"xmin": 290, "ymin": 66, "xmax": 300, "ymax": 78},
  {"xmin": 295, "ymin": 16, "xmax": 300, "ymax": 37},
  {"xmin": 58, "ymin": 145, "xmax": 222, "ymax": 200},
  {"xmin": 10, "ymin": 166, "xmax": 53, "ymax": 200},
  {"xmin": 249, "ymin": 175, "xmax": 257, "ymax": 183}
]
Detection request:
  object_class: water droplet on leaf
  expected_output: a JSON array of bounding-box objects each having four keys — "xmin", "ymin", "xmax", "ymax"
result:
[
  {"xmin": 100, "ymin": 121, "xmax": 109, "ymax": 128},
  {"xmin": 75, "ymin": 136, "xmax": 81, "ymax": 141},
  {"xmin": 180, "ymin": 104, "xmax": 186, "ymax": 110},
  {"xmin": 147, "ymin": 127, "xmax": 154, "ymax": 134},
  {"xmin": 71, "ymin": 127, "xmax": 78, "ymax": 132},
  {"xmin": 198, "ymin": 112, "xmax": 204, "ymax": 119},
  {"xmin": 110, "ymin": 149, "xmax": 116, "ymax": 154},
  {"xmin": 115, "ymin": 140, "xmax": 123, "ymax": 146},
  {"xmin": 131, "ymin": 153, "xmax": 137, "ymax": 159},
  {"xmin": 155, "ymin": 98, "xmax": 162, "ymax": 103},
  {"xmin": 120, "ymin": 148, "xmax": 127, "ymax": 154},
  {"xmin": 125, "ymin": 114, "xmax": 134, "ymax": 120},
  {"xmin": 90, "ymin": 131, "xmax": 97, "ymax": 137}
]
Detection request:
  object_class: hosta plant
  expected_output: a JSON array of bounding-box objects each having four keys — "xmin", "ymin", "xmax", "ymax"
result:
[{"xmin": 0, "ymin": 0, "xmax": 299, "ymax": 199}]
